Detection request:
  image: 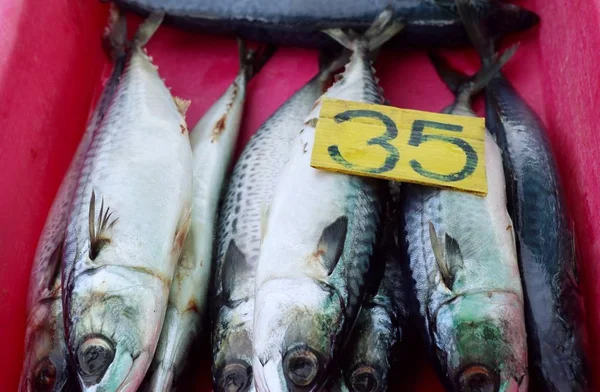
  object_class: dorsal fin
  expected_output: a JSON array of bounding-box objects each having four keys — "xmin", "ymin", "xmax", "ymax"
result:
[
  {"xmin": 317, "ymin": 216, "xmax": 348, "ymax": 275},
  {"xmin": 88, "ymin": 191, "xmax": 118, "ymax": 260},
  {"xmin": 221, "ymin": 240, "xmax": 248, "ymax": 300},
  {"xmin": 428, "ymin": 222, "xmax": 463, "ymax": 290}
]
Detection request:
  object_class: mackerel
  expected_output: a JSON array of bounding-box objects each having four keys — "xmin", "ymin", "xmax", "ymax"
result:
[{"xmin": 62, "ymin": 12, "xmax": 193, "ymax": 392}]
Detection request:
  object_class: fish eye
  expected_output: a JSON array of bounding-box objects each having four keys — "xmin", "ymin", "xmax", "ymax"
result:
[
  {"xmin": 283, "ymin": 346, "xmax": 320, "ymax": 387},
  {"xmin": 348, "ymin": 365, "xmax": 381, "ymax": 392},
  {"xmin": 215, "ymin": 360, "xmax": 252, "ymax": 392},
  {"xmin": 32, "ymin": 358, "xmax": 56, "ymax": 391},
  {"xmin": 457, "ymin": 364, "xmax": 499, "ymax": 392},
  {"xmin": 76, "ymin": 334, "xmax": 115, "ymax": 385}
]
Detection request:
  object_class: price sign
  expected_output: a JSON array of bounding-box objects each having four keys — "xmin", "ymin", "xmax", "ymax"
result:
[{"xmin": 310, "ymin": 98, "xmax": 487, "ymax": 195}]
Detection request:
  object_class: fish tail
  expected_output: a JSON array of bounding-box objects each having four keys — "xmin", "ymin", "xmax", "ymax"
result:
[
  {"xmin": 102, "ymin": 3, "xmax": 127, "ymax": 61},
  {"xmin": 429, "ymin": 44, "xmax": 518, "ymax": 98},
  {"xmin": 317, "ymin": 47, "xmax": 350, "ymax": 75},
  {"xmin": 133, "ymin": 12, "xmax": 165, "ymax": 48},
  {"xmin": 323, "ymin": 7, "xmax": 403, "ymax": 53},
  {"xmin": 238, "ymin": 39, "xmax": 277, "ymax": 81}
]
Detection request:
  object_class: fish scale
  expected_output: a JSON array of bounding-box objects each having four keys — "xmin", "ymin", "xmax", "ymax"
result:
[
  {"xmin": 252, "ymin": 10, "xmax": 398, "ymax": 392},
  {"xmin": 62, "ymin": 13, "xmax": 193, "ymax": 392},
  {"xmin": 211, "ymin": 57, "xmax": 342, "ymax": 392}
]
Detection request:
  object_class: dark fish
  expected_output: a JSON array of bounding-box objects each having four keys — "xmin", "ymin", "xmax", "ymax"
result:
[
  {"xmin": 455, "ymin": 1, "xmax": 589, "ymax": 390},
  {"xmin": 113, "ymin": 0, "xmax": 539, "ymax": 48},
  {"xmin": 341, "ymin": 184, "xmax": 409, "ymax": 392}
]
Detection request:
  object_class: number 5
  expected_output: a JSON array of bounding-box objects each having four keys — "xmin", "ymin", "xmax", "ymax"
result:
[{"xmin": 408, "ymin": 120, "xmax": 478, "ymax": 182}]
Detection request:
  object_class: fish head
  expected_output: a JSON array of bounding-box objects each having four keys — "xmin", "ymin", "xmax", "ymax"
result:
[
  {"xmin": 342, "ymin": 305, "xmax": 395, "ymax": 392},
  {"xmin": 212, "ymin": 302, "xmax": 255, "ymax": 392},
  {"xmin": 66, "ymin": 269, "xmax": 165, "ymax": 392},
  {"xmin": 20, "ymin": 301, "xmax": 72, "ymax": 392},
  {"xmin": 253, "ymin": 277, "xmax": 345, "ymax": 392},
  {"xmin": 432, "ymin": 292, "xmax": 528, "ymax": 392}
]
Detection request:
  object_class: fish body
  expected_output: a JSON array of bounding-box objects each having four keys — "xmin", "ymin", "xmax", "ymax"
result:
[
  {"xmin": 252, "ymin": 12, "xmax": 400, "ymax": 392},
  {"xmin": 211, "ymin": 54, "xmax": 343, "ymax": 392},
  {"xmin": 61, "ymin": 13, "xmax": 193, "ymax": 392},
  {"xmin": 402, "ymin": 54, "xmax": 528, "ymax": 391},
  {"xmin": 485, "ymin": 75, "xmax": 588, "ymax": 392},
  {"xmin": 454, "ymin": 2, "xmax": 589, "ymax": 389},
  {"xmin": 146, "ymin": 43, "xmax": 274, "ymax": 392},
  {"xmin": 114, "ymin": 0, "xmax": 538, "ymax": 49},
  {"xmin": 19, "ymin": 16, "xmax": 127, "ymax": 392},
  {"xmin": 341, "ymin": 184, "xmax": 408, "ymax": 392}
]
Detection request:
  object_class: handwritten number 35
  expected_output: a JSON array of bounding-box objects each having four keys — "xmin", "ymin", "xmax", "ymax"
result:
[{"xmin": 327, "ymin": 111, "xmax": 478, "ymax": 182}]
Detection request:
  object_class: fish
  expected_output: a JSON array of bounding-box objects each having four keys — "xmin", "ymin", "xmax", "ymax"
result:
[
  {"xmin": 61, "ymin": 11, "xmax": 193, "ymax": 392},
  {"xmin": 402, "ymin": 48, "xmax": 529, "ymax": 391},
  {"xmin": 252, "ymin": 10, "xmax": 400, "ymax": 392},
  {"xmin": 210, "ymin": 50, "xmax": 347, "ymax": 392},
  {"xmin": 340, "ymin": 184, "xmax": 409, "ymax": 392},
  {"xmin": 454, "ymin": 1, "xmax": 589, "ymax": 390},
  {"xmin": 19, "ymin": 11, "xmax": 128, "ymax": 392},
  {"xmin": 113, "ymin": 0, "xmax": 539, "ymax": 49},
  {"xmin": 144, "ymin": 41, "xmax": 275, "ymax": 392}
]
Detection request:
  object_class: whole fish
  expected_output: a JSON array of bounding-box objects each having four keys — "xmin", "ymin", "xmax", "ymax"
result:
[
  {"xmin": 61, "ymin": 12, "xmax": 193, "ymax": 392},
  {"xmin": 19, "ymin": 13, "xmax": 127, "ymax": 392},
  {"xmin": 455, "ymin": 2, "xmax": 589, "ymax": 390},
  {"xmin": 145, "ymin": 42, "xmax": 275, "ymax": 392},
  {"xmin": 341, "ymin": 184, "xmax": 408, "ymax": 392},
  {"xmin": 211, "ymin": 51, "xmax": 347, "ymax": 392},
  {"xmin": 402, "ymin": 50, "xmax": 528, "ymax": 391},
  {"xmin": 252, "ymin": 11, "xmax": 400, "ymax": 392},
  {"xmin": 114, "ymin": 0, "xmax": 539, "ymax": 49}
]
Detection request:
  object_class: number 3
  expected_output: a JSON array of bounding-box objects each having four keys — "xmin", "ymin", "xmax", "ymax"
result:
[
  {"xmin": 328, "ymin": 110, "xmax": 399, "ymax": 174},
  {"xmin": 408, "ymin": 120, "xmax": 478, "ymax": 182}
]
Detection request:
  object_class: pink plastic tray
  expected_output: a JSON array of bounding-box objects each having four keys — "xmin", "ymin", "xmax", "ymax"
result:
[{"xmin": 1, "ymin": 0, "xmax": 598, "ymax": 390}]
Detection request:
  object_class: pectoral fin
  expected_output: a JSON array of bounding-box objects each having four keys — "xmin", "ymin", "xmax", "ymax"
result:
[
  {"xmin": 317, "ymin": 216, "xmax": 348, "ymax": 275},
  {"xmin": 88, "ymin": 191, "xmax": 118, "ymax": 260},
  {"xmin": 428, "ymin": 222, "xmax": 463, "ymax": 291},
  {"xmin": 222, "ymin": 240, "xmax": 248, "ymax": 300}
]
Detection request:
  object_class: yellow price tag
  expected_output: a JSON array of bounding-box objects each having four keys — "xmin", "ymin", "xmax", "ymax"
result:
[{"xmin": 310, "ymin": 98, "xmax": 487, "ymax": 195}]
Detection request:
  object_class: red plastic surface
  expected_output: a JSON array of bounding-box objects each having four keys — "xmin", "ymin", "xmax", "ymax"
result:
[{"xmin": 1, "ymin": 0, "xmax": 599, "ymax": 390}]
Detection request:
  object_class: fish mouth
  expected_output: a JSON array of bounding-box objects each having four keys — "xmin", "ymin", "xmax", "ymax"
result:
[
  {"xmin": 216, "ymin": 360, "xmax": 253, "ymax": 392},
  {"xmin": 348, "ymin": 365, "xmax": 382, "ymax": 392},
  {"xmin": 457, "ymin": 364, "xmax": 499, "ymax": 392},
  {"xmin": 253, "ymin": 356, "xmax": 285, "ymax": 392}
]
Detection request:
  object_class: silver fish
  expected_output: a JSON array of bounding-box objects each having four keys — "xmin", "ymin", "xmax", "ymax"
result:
[
  {"xmin": 403, "ymin": 50, "xmax": 528, "ymax": 391},
  {"xmin": 341, "ymin": 184, "xmax": 408, "ymax": 392},
  {"xmin": 146, "ymin": 42, "xmax": 275, "ymax": 392},
  {"xmin": 252, "ymin": 10, "xmax": 402, "ymax": 392},
  {"xmin": 19, "ymin": 12, "xmax": 128, "ymax": 392},
  {"xmin": 62, "ymin": 12, "xmax": 193, "ymax": 392},
  {"xmin": 211, "ymin": 52, "xmax": 346, "ymax": 392}
]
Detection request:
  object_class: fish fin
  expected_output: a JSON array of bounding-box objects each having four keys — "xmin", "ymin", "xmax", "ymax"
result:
[
  {"xmin": 428, "ymin": 52, "xmax": 470, "ymax": 96},
  {"xmin": 46, "ymin": 239, "xmax": 64, "ymax": 291},
  {"xmin": 88, "ymin": 191, "xmax": 118, "ymax": 260},
  {"xmin": 316, "ymin": 216, "xmax": 348, "ymax": 275},
  {"xmin": 260, "ymin": 203, "xmax": 270, "ymax": 245},
  {"xmin": 238, "ymin": 38, "xmax": 277, "ymax": 81},
  {"xmin": 429, "ymin": 222, "xmax": 462, "ymax": 290},
  {"xmin": 173, "ymin": 97, "xmax": 191, "ymax": 117},
  {"xmin": 429, "ymin": 44, "xmax": 517, "ymax": 101},
  {"xmin": 323, "ymin": 8, "xmax": 403, "ymax": 52},
  {"xmin": 221, "ymin": 240, "xmax": 247, "ymax": 300},
  {"xmin": 318, "ymin": 47, "xmax": 350, "ymax": 75},
  {"xmin": 133, "ymin": 12, "xmax": 165, "ymax": 47},
  {"xmin": 103, "ymin": 4, "xmax": 127, "ymax": 60},
  {"xmin": 444, "ymin": 233, "xmax": 464, "ymax": 280}
]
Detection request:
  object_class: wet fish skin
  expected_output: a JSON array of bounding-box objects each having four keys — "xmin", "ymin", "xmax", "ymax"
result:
[
  {"xmin": 453, "ymin": 2, "xmax": 589, "ymax": 389},
  {"xmin": 114, "ymin": 0, "xmax": 539, "ymax": 49},
  {"xmin": 252, "ymin": 11, "xmax": 399, "ymax": 392},
  {"xmin": 19, "ymin": 15, "xmax": 127, "ymax": 392},
  {"xmin": 210, "ymin": 53, "xmax": 344, "ymax": 392},
  {"xmin": 402, "ymin": 53, "xmax": 528, "ymax": 391},
  {"xmin": 145, "ymin": 43, "xmax": 274, "ymax": 392},
  {"xmin": 62, "ymin": 13, "xmax": 193, "ymax": 392},
  {"xmin": 341, "ymin": 185, "xmax": 408, "ymax": 392}
]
